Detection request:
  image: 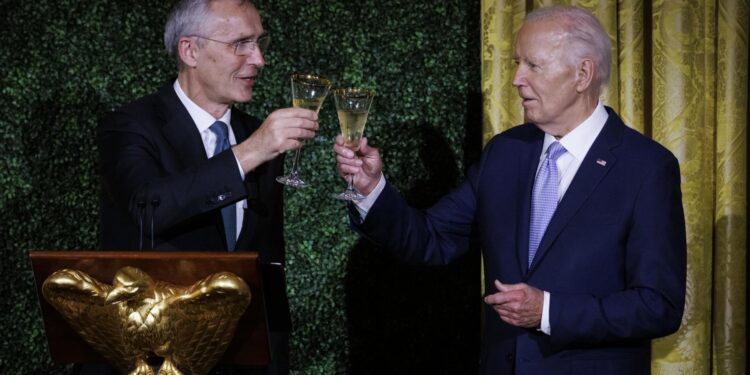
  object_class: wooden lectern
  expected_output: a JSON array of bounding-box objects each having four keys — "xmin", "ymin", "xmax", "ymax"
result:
[{"xmin": 29, "ymin": 250, "xmax": 272, "ymax": 367}]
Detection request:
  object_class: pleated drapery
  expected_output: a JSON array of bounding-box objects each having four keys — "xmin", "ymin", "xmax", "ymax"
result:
[{"xmin": 480, "ymin": 0, "xmax": 748, "ymax": 373}]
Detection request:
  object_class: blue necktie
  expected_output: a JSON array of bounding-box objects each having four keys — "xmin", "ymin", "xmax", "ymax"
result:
[
  {"xmin": 528, "ymin": 141, "xmax": 566, "ymax": 266},
  {"xmin": 209, "ymin": 121, "xmax": 237, "ymax": 251}
]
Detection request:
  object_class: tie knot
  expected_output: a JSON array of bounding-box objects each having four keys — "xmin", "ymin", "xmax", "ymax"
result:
[
  {"xmin": 546, "ymin": 142, "xmax": 566, "ymax": 161},
  {"xmin": 210, "ymin": 121, "xmax": 229, "ymax": 141}
]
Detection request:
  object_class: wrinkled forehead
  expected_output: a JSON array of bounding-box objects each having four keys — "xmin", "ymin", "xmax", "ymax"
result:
[
  {"xmin": 515, "ymin": 19, "xmax": 569, "ymax": 53},
  {"xmin": 205, "ymin": 1, "xmax": 262, "ymax": 36}
]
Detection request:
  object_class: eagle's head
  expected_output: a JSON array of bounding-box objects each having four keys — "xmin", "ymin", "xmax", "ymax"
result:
[{"xmin": 105, "ymin": 266, "xmax": 154, "ymax": 304}]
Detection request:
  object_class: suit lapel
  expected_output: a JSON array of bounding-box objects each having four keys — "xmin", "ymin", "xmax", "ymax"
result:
[
  {"xmin": 157, "ymin": 85, "xmax": 208, "ymax": 167},
  {"xmin": 230, "ymin": 107, "xmax": 251, "ymax": 144},
  {"xmin": 527, "ymin": 110, "xmax": 625, "ymax": 274}
]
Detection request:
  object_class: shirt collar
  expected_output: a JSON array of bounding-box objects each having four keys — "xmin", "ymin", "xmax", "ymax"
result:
[
  {"xmin": 542, "ymin": 101, "xmax": 608, "ymax": 160},
  {"xmin": 173, "ymin": 80, "xmax": 232, "ymax": 133}
]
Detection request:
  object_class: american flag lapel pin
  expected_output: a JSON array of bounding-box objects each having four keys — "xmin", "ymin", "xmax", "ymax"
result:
[{"xmin": 596, "ymin": 158, "xmax": 607, "ymax": 166}]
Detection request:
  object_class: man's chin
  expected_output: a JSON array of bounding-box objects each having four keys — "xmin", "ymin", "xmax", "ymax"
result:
[{"xmin": 232, "ymin": 91, "xmax": 254, "ymax": 104}]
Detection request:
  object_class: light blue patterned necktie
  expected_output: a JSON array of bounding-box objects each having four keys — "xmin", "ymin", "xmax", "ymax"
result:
[
  {"xmin": 528, "ymin": 141, "xmax": 566, "ymax": 266},
  {"xmin": 209, "ymin": 121, "xmax": 236, "ymax": 251}
]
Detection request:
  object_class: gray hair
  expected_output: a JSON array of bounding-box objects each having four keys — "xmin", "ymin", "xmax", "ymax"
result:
[
  {"xmin": 163, "ymin": 0, "xmax": 254, "ymax": 67},
  {"xmin": 524, "ymin": 6, "xmax": 611, "ymax": 92}
]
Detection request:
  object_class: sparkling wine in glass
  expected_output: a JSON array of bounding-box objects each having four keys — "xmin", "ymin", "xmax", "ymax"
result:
[
  {"xmin": 276, "ymin": 73, "xmax": 332, "ymax": 188},
  {"xmin": 333, "ymin": 88, "xmax": 375, "ymax": 201}
]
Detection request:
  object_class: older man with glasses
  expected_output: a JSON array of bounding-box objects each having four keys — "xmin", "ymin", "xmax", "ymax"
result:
[{"xmin": 335, "ymin": 5, "xmax": 686, "ymax": 374}]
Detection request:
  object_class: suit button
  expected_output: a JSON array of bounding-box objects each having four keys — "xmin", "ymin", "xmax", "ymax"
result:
[
  {"xmin": 506, "ymin": 353, "xmax": 514, "ymax": 362},
  {"xmin": 218, "ymin": 194, "xmax": 226, "ymax": 201}
]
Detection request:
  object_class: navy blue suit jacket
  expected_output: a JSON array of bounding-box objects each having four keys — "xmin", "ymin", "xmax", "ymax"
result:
[{"xmin": 352, "ymin": 108, "xmax": 686, "ymax": 374}]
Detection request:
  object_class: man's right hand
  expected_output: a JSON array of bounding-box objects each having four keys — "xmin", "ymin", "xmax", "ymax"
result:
[
  {"xmin": 233, "ymin": 108, "xmax": 319, "ymax": 174},
  {"xmin": 333, "ymin": 135, "xmax": 382, "ymax": 196}
]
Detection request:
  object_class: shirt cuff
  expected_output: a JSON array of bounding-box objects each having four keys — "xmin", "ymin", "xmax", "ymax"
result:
[
  {"xmin": 352, "ymin": 174, "xmax": 386, "ymax": 219},
  {"xmin": 540, "ymin": 291, "xmax": 551, "ymax": 335},
  {"xmin": 232, "ymin": 153, "xmax": 245, "ymax": 177}
]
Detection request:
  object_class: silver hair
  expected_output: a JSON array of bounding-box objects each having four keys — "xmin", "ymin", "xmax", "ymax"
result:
[
  {"xmin": 524, "ymin": 6, "xmax": 612, "ymax": 92},
  {"xmin": 163, "ymin": 0, "xmax": 254, "ymax": 68}
]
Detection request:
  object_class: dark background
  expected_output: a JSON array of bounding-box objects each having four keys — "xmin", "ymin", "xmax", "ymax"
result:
[{"xmin": 0, "ymin": 0, "xmax": 482, "ymax": 373}]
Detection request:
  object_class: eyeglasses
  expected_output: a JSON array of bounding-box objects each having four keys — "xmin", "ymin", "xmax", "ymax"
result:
[{"xmin": 192, "ymin": 34, "xmax": 270, "ymax": 56}]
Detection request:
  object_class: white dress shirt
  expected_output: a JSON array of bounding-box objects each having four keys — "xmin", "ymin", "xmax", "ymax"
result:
[
  {"xmin": 173, "ymin": 80, "xmax": 246, "ymax": 240},
  {"xmin": 354, "ymin": 102, "xmax": 609, "ymax": 336},
  {"xmin": 535, "ymin": 102, "xmax": 608, "ymax": 334}
]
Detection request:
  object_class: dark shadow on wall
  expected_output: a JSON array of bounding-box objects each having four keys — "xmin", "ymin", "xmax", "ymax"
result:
[
  {"xmin": 462, "ymin": 91, "xmax": 484, "ymax": 171},
  {"xmin": 344, "ymin": 123, "xmax": 481, "ymax": 374}
]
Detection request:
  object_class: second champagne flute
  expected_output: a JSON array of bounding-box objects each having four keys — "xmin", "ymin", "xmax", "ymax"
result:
[
  {"xmin": 333, "ymin": 88, "xmax": 375, "ymax": 201},
  {"xmin": 276, "ymin": 73, "xmax": 332, "ymax": 188}
]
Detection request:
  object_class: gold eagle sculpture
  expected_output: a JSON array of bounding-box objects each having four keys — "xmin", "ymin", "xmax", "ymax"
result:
[{"xmin": 42, "ymin": 267, "xmax": 251, "ymax": 375}]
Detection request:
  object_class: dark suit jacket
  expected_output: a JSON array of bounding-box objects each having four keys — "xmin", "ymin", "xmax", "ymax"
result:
[
  {"xmin": 98, "ymin": 83, "xmax": 290, "ymax": 332},
  {"xmin": 352, "ymin": 108, "xmax": 686, "ymax": 375}
]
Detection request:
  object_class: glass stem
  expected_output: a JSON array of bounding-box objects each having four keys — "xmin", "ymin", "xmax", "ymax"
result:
[
  {"xmin": 348, "ymin": 173, "xmax": 355, "ymax": 192},
  {"xmin": 289, "ymin": 147, "xmax": 302, "ymax": 176}
]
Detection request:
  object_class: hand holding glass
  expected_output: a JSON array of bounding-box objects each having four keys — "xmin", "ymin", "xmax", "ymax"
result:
[
  {"xmin": 276, "ymin": 73, "xmax": 332, "ymax": 188},
  {"xmin": 333, "ymin": 88, "xmax": 375, "ymax": 201}
]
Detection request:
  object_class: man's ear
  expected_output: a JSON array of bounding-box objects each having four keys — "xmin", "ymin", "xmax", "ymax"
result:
[
  {"xmin": 178, "ymin": 36, "xmax": 199, "ymax": 68},
  {"xmin": 575, "ymin": 59, "xmax": 595, "ymax": 93}
]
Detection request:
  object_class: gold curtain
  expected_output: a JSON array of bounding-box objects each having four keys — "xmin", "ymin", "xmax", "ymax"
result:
[{"xmin": 480, "ymin": 0, "xmax": 748, "ymax": 373}]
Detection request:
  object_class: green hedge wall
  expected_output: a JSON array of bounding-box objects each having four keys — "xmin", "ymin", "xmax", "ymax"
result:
[{"xmin": 0, "ymin": 0, "xmax": 481, "ymax": 373}]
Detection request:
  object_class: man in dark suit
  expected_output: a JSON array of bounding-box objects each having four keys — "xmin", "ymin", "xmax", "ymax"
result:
[
  {"xmin": 334, "ymin": 5, "xmax": 686, "ymax": 374},
  {"xmin": 97, "ymin": 0, "xmax": 314, "ymax": 373}
]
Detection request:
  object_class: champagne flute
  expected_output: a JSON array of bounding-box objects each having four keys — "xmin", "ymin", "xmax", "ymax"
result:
[
  {"xmin": 333, "ymin": 88, "xmax": 375, "ymax": 201},
  {"xmin": 276, "ymin": 73, "xmax": 332, "ymax": 188}
]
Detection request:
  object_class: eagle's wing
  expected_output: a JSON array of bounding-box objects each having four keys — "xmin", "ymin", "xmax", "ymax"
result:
[
  {"xmin": 163, "ymin": 272, "xmax": 251, "ymax": 374},
  {"xmin": 42, "ymin": 269, "xmax": 136, "ymax": 372}
]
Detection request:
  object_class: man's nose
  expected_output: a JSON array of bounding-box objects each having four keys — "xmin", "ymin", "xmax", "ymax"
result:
[
  {"xmin": 512, "ymin": 66, "xmax": 524, "ymax": 87},
  {"xmin": 246, "ymin": 49, "xmax": 265, "ymax": 68}
]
